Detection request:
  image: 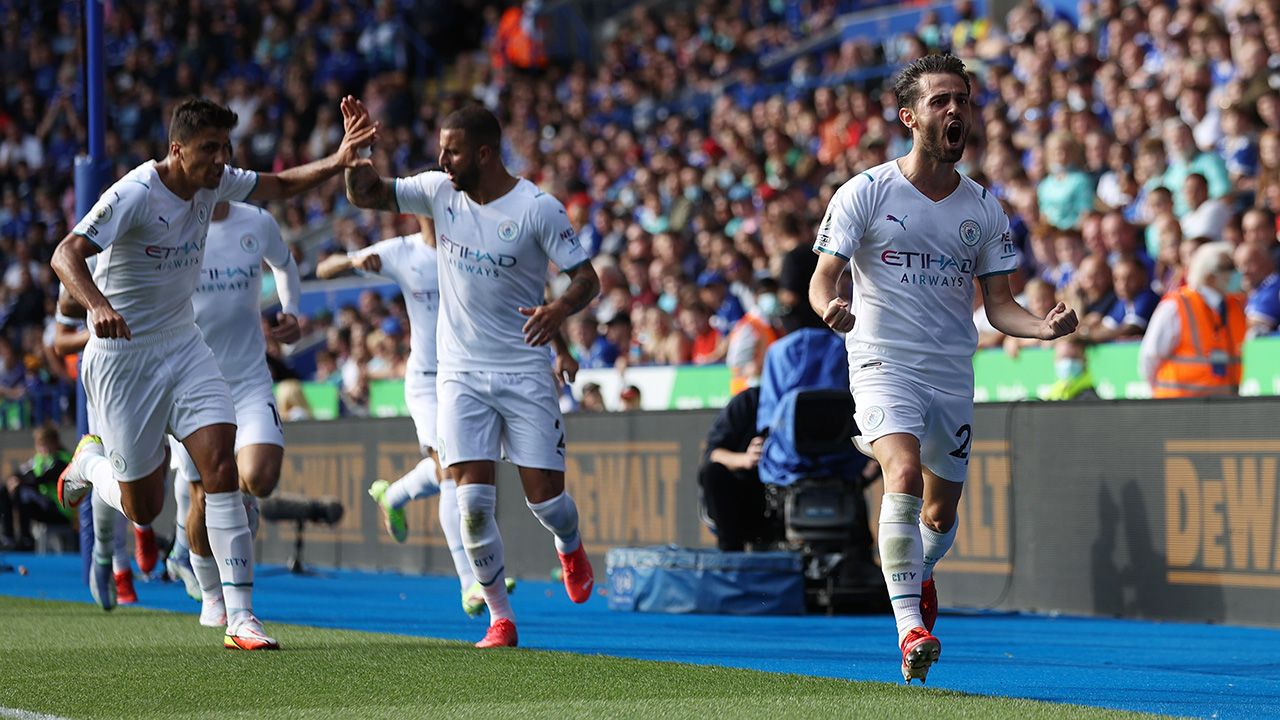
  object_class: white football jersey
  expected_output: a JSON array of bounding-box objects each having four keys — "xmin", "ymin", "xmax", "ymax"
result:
[
  {"xmin": 194, "ymin": 202, "xmax": 291, "ymax": 386},
  {"xmin": 72, "ymin": 161, "xmax": 258, "ymax": 338},
  {"xmin": 351, "ymin": 234, "xmax": 439, "ymax": 374},
  {"xmin": 814, "ymin": 160, "xmax": 1017, "ymax": 395},
  {"xmin": 395, "ymin": 171, "xmax": 589, "ymax": 373}
]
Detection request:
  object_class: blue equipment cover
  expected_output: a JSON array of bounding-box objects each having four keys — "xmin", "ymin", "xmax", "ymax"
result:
[
  {"xmin": 756, "ymin": 328, "xmax": 848, "ymax": 434},
  {"xmin": 606, "ymin": 546, "xmax": 804, "ymax": 615}
]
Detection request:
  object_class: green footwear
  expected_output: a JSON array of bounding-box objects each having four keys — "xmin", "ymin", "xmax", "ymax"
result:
[
  {"xmin": 462, "ymin": 577, "xmax": 518, "ymax": 618},
  {"xmin": 368, "ymin": 480, "xmax": 407, "ymax": 543}
]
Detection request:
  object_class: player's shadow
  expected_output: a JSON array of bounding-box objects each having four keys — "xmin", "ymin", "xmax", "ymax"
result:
[{"xmin": 1090, "ymin": 480, "xmax": 1224, "ymax": 622}]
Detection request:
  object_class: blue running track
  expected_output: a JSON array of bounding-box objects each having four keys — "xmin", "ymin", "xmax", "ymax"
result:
[{"xmin": 2, "ymin": 553, "xmax": 1276, "ymax": 719}]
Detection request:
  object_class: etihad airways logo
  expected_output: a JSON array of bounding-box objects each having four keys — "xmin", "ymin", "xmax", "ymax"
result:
[
  {"xmin": 881, "ymin": 248, "xmax": 972, "ymax": 288},
  {"xmin": 438, "ymin": 233, "xmax": 517, "ymax": 278},
  {"xmin": 145, "ymin": 239, "xmax": 205, "ymax": 271}
]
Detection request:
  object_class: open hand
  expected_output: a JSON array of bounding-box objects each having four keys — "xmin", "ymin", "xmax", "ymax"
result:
[
  {"xmin": 337, "ymin": 96, "xmax": 380, "ymax": 168},
  {"xmin": 518, "ymin": 303, "xmax": 568, "ymax": 347}
]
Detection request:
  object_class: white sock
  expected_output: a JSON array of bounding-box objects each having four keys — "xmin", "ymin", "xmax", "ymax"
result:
[
  {"xmin": 84, "ymin": 453, "xmax": 124, "ymax": 515},
  {"xmin": 456, "ymin": 483, "xmax": 512, "ymax": 624},
  {"xmin": 879, "ymin": 492, "xmax": 925, "ymax": 644},
  {"xmin": 189, "ymin": 552, "xmax": 222, "ymax": 600},
  {"xmin": 526, "ymin": 492, "xmax": 581, "ymax": 554},
  {"xmin": 172, "ymin": 479, "xmax": 192, "ymax": 556},
  {"xmin": 920, "ymin": 519, "xmax": 958, "ymax": 582},
  {"xmin": 204, "ymin": 490, "xmax": 254, "ymax": 615},
  {"xmin": 385, "ymin": 458, "xmax": 441, "ymax": 508},
  {"xmin": 112, "ymin": 513, "xmax": 129, "ymax": 572},
  {"xmin": 438, "ymin": 479, "xmax": 476, "ymax": 591},
  {"xmin": 90, "ymin": 491, "xmax": 115, "ymax": 566},
  {"xmin": 243, "ymin": 492, "xmax": 260, "ymax": 538}
]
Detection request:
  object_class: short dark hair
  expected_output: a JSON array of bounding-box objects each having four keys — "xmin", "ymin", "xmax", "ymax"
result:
[
  {"xmin": 893, "ymin": 54, "xmax": 971, "ymax": 110},
  {"xmin": 169, "ymin": 98, "xmax": 238, "ymax": 143},
  {"xmin": 441, "ymin": 105, "xmax": 502, "ymax": 151}
]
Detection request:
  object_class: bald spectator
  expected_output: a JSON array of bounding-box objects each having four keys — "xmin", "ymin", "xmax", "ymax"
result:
[
  {"xmin": 1070, "ymin": 255, "xmax": 1117, "ymax": 343},
  {"xmin": 1235, "ymin": 242, "xmax": 1280, "ymax": 337}
]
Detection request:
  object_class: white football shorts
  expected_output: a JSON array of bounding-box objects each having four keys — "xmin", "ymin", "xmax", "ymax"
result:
[
  {"xmin": 850, "ymin": 362, "xmax": 974, "ymax": 482},
  {"xmin": 168, "ymin": 370, "xmax": 285, "ymax": 482},
  {"xmin": 436, "ymin": 370, "xmax": 566, "ymax": 471},
  {"xmin": 83, "ymin": 325, "xmax": 235, "ymax": 482},
  {"xmin": 405, "ymin": 370, "xmax": 438, "ymax": 453}
]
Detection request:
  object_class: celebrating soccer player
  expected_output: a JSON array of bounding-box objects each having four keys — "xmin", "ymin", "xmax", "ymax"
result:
[
  {"xmin": 342, "ymin": 100, "xmax": 599, "ymax": 649},
  {"xmin": 51, "ymin": 97, "xmax": 377, "ymax": 650},
  {"xmin": 164, "ymin": 199, "xmax": 302, "ymax": 628},
  {"xmin": 809, "ymin": 55, "xmax": 1078, "ymax": 682}
]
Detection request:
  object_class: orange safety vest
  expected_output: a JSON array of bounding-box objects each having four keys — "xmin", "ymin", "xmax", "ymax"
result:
[
  {"xmin": 727, "ymin": 314, "xmax": 779, "ymax": 395},
  {"xmin": 1152, "ymin": 287, "xmax": 1245, "ymax": 398}
]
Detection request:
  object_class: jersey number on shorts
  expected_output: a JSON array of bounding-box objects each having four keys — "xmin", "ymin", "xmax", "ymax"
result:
[
  {"xmin": 948, "ymin": 424, "xmax": 972, "ymax": 461},
  {"xmin": 268, "ymin": 402, "xmax": 283, "ymax": 430}
]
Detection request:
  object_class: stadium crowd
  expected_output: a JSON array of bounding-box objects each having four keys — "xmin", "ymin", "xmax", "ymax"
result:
[{"xmin": 3, "ymin": 0, "xmax": 1280, "ymax": 421}]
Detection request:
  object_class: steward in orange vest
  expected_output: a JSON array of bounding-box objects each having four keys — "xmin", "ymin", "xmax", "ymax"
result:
[{"xmin": 1152, "ymin": 286, "xmax": 1246, "ymax": 398}]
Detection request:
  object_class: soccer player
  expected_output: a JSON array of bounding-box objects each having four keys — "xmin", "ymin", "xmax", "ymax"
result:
[
  {"xmin": 51, "ymin": 97, "xmax": 377, "ymax": 650},
  {"xmin": 164, "ymin": 199, "xmax": 302, "ymax": 627},
  {"xmin": 342, "ymin": 102, "xmax": 600, "ymax": 648},
  {"xmin": 317, "ymin": 214, "xmax": 520, "ymax": 616},
  {"xmin": 809, "ymin": 55, "xmax": 1078, "ymax": 683}
]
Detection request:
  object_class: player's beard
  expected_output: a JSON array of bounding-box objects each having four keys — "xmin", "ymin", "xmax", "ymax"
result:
[
  {"xmin": 447, "ymin": 162, "xmax": 479, "ymax": 193},
  {"xmin": 919, "ymin": 118, "xmax": 966, "ymax": 164}
]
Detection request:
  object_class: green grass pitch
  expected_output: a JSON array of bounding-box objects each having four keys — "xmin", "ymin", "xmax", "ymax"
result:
[{"xmin": 0, "ymin": 597, "xmax": 1169, "ymax": 719}]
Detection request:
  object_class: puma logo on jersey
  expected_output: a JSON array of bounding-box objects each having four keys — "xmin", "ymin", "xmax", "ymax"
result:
[
  {"xmin": 157, "ymin": 215, "xmax": 170, "ymax": 230},
  {"xmin": 886, "ymin": 214, "xmax": 908, "ymax": 231}
]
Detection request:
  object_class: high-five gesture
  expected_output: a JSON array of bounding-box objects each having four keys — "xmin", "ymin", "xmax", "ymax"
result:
[{"xmin": 336, "ymin": 96, "xmax": 379, "ymax": 169}]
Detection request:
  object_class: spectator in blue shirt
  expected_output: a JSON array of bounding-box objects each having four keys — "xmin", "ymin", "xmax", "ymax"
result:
[
  {"xmin": 1235, "ymin": 241, "xmax": 1280, "ymax": 338},
  {"xmin": 568, "ymin": 314, "xmax": 619, "ymax": 370},
  {"xmin": 697, "ymin": 270, "xmax": 745, "ymax": 335},
  {"xmin": 1095, "ymin": 258, "xmax": 1161, "ymax": 342}
]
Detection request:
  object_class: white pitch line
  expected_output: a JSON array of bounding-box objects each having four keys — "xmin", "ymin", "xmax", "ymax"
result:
[{"xmin": 0, "ymin": 707, "xmax": 72, "ymax": 720}]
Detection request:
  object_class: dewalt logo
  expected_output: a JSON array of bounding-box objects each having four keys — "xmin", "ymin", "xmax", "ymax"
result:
[
  {"xmin": 946, "ymin": 440, "xmax": 1012, "ymax": 574},
  {"xmin": 566, "ymin": 442, "xmax": 684, "ymax": 547},
  {"xmin": 273, "ymin": 442, "xmax": 366, "ymax": 543},
  {"xmin": 1165, "ymin": 440, "xmax": 1280, "ymax": 589}
]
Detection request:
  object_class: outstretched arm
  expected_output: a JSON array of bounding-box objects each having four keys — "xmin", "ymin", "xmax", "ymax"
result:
[
  {"xmin": 316, "ymin": 251, "xmax": 384, "ymax": 279},
  {"xmin": 980, "ymin": 272, "xmax": 1079, "ymax": 340},
  {"xmin": 250, "ymin": 96, "xmax": 379, "ymax": 202}
]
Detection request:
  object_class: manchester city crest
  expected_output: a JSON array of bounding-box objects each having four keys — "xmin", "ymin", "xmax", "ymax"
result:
[
  {"xmin": 497, "ymin": 220, "xmax": 519, "ymax": 242},
  {"xmin": 959, "ymin": 219, "xmax": 981, "ymax": 246},
  {"xmin": 240, "ymin": 234, "xmax": 259, "ymax": 253},
  {"xmin": 197, "ymin": 203, "xmax": 210, "ymax": 224}
]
